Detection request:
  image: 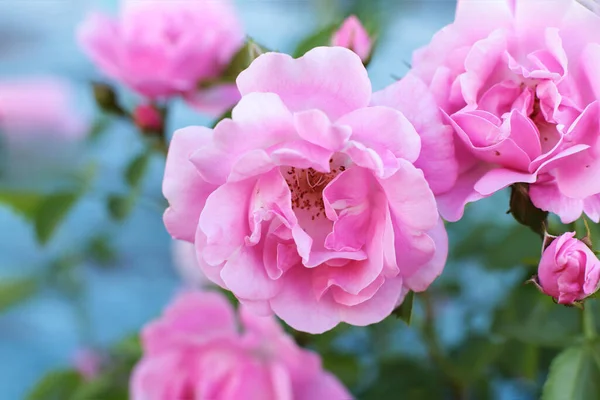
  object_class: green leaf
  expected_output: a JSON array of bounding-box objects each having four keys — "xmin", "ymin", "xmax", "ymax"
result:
[
  {"xmin": 493, "ymin": 282, "xmax": 582, "ymax": 347},
  {"xmin": 392, "ymin": 290, "xmax": 414, "ymax": 325},
  {"xmin": 542, "ymin": 343, "xmax": 600, "ymax": 400},
  {"xmin": 220, "ymin": 38, "xmax": 268, "ymax": 82},
  {"xmin": 107, "ymin": 195, "xmax": 133, "ymax": 222},
  {"xmin": 293, "ymin": 23, "xmax": 339, "ymax": 58},
  {"xmin": 26, "ymin": 369, "xmax": 83, "ymax": 400},
  {"xmin": 0, "ymin": 277, "xmax": 38, "ymax": 312},
  {"xmin": 125, "ymin": 151, "xmax": 151, "ymax": 188},
  {"xmin": 71, "ymin": 377, "xmax": 127, "ymax": 400},
  {"xmin": 86, "ymin": 235, "xmax": 118, "ymax": 266},
  {"xmin": 496, "ymin": 340, "xmax": 540, "ymax": 381},
  {"xmin": 0, "ymin": 191, "xmax": 44, "ymax": 220},
  {"xmin": 34, "ymin": 192, "xmax": 81, "ymax": 245},
  {"xmin": 321, "ymin": 353, "xmax": 360, "ymax": 388}
]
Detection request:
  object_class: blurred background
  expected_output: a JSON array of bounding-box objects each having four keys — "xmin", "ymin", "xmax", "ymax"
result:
[{"xmin": 0, "ymin": 1, "xmax": 578, "ymax": 399}]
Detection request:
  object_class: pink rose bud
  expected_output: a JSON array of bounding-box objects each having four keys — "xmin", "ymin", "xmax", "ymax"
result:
[
  {"xmin": 73, "ymin": 348, "xmax": 102, "ymax": 381},
  {"xmin": 133, "ymin": 104, "xmax": 162, "ymax": 133},
  {"xmin": 537, "ymin": 232, "xmax": 600, "ymax": 304},
  {"xmin": 331, "ymin": 15, "xmax": 372, "ymax": 63}
]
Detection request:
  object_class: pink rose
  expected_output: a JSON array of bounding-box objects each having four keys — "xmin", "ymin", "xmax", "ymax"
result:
[
  {"xmin": 78, "ymin": 0, "xmax": 244, "ymax": 114},
  {"xmin": 171, "ymin": 240, "xmax": 209, "ymax": 288},
  {"xmin": 131, "ymin": 291, "xmax": 352, "ymax": 400},
  {"xmin": 0, "ymin": 77, "xmax": 87, "ymax": 141},
  {"xmin": 162, "ymin": 47, "xmax": 447, "ymax": 333},
  {"xmin": 537, "ymin": 232, "xmax": 600, "ymax": 304},
  {"xmin": 331, "ymin": 15, "xmax": 373, "ymax": 63},
  {"xmin": 411, "ymin": 0, "xmax": 600, "ymax": 223}
]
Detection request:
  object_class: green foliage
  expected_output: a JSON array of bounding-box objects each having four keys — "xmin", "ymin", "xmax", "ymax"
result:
[
  {"xmin": 493, "ymin": 283, "xmax": 582, "ymax": 347},
  {"xmin": 0, "ymin": 277, "xmax": 38, "ymax": 312},
  {"xmin": 448, "ymin": 334, "xmax": 503, "ymax": 384},
  {"xmin": 542, "ymin": 343, "xmax": 600, "ymax": 400},
  {"xmin": 34, "ymin": 192, "xmax": 81, "ymax": 245},
  {"xmin": 509, "ymin": 183, "xmax": 548, "ymax": 237},
  {"xmin": 450, "ymin": 222, "xmax": 541, "ymax": 270},
  {"xmin": 293, "ymin": 23, "xmax": 340, "ymax": 58},
  {"xmin": 0, "ymin": 191, "xmax": 44, "ymax": 220},
  {"xmin": 219, "ymin": 38, "xmax": 268, "ymax": 82},
  {"xmin": 85, "ymin": 235, "xmax": 118, "ymax": 266},
  {"xmin": 125, "ymin": 151, "xmax": 151, "ymax": 188},
  {"xmin": 392, "ymin": 290, "xmax": 414, "ymax": 325},
  {"xmin": 360, "ymin": 358, "xmax": 445, "ymax": 400},
  {"xmin": 26, "ymin": 370, "xmax": 83, "ymax": 400},
  {"xmin": 108, "ymin": 149, "xmax": 152, "ymax": 222}
]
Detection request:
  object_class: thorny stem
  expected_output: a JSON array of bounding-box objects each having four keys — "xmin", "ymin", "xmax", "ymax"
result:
[{"xmin": 421, "ymin": 292, "xmax": 468, "ymax": 400}]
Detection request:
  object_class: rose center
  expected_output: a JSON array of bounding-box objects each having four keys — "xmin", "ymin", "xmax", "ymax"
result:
[{"xmin": 283, "ymin": 158, "xmax": 346, "ymax": 221}]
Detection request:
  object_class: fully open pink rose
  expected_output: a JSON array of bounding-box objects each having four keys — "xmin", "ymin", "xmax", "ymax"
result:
[
  {"xmin": 163, "ymin": 47, "xmax": 447, "ymax": 333},
  {"xmin": 537, "ymin": 232, "xmax": 600, "ymax": 304},
  {"xmin": 411, "ymin": 0, "xmax": 600, "ymax": 223},
  {"xmin": 131, "ymin": 291, "xmax": 351, "ymax": 400},
  {"xmin": 0, "ymin": 77, "xmax": 87, "ymax": 140},
  {"xmin": 78, "ymin": 0, "xmax": 244, "ymax": 114},
  {"xmin": 331, "ymin": 15, "xmax": 373, "ymax": 63}
]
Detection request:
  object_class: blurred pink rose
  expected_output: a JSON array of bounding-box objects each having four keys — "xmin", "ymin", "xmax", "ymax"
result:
[
  {"xmin": 73, "ymin": 348, "xmax": 102, "ymax": 381},
  {"xmin": 171, "ymin": 240, "xmax": 209, "ymax": 288},
  {"xmin": 331, "ymin": 15, "xmax": 373, "ymax": 62},
  {"xmin": 537, "ymin": 232, "xmax": 600, "ymax": 304},
  {"xmin": 0, "ymin": 77, "xmax": 87, "ymax": 140},
  {"xmin": 78, "ymin": 0, "xmax": 244, "ymax": 114},
  {"xmin": 131, "ymin": 291, "xmax": 352, "ymax": 400},
  {"xmin": 163, "ymin": 47, "xmax": 447, "ymax": 333},
  {"xmin": 411, "ymin": 0, "xmax": 600, "ymax": 223}
]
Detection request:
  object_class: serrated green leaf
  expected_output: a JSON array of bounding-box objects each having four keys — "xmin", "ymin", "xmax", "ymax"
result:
[
  {"xmin": 125, "ymin": 151, "xmax": 151, "ymax": 188},
  {"xmin": 26, "ymin": 369, "xmax": 83, "ymax": 400},
  {"xmin": 0, "ymin": 191, "xmax": 44, "ymax": 220},
  {"xmin": 0, "ymin": 277, "xmax": 38, "ymax": 312},
  {"xmin": 34, "ymin": 192, "xmax": 81, "ymax": 245},
  {"xmin": 542, "ymin": 343, "xmax": 600, "ymax": 400},
  {"xmin": 293, "ymin": 23, "xmax": 339, "ymax": 58},
  {"xmin": 392, "ymin": 290, "xmax": 414, "ymax": 325}
]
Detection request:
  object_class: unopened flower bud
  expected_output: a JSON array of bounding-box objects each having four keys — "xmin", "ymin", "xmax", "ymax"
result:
[
  {"xmin": 537, "ymin": 232, "xmax": 600, "ymax": 304},
  {"xmin": 331, "ymin": 15, "xmax": 373, "ymax": 63},
  {"xmin": 133, "ymin": 104, "xmax": 163, "ymax": 133}
]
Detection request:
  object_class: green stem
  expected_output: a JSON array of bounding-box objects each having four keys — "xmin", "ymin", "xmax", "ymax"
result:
[
  {"xmin": 421, "ymin": 293, "xmax": 468, "ymax": 399},
  {"xmin": 584, "ymin": 300, "xmax": 597, "ymax": 340}
]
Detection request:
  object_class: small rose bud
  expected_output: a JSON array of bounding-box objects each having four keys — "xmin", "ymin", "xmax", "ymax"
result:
[
  {"xmin": 331, "ymin": 15, "xmax": 373, "ymax": 63},
  {"xmin": 133, "ymin": 104, "xmax": 163, "ymax": 133},
  {"xmin": 537, "ymin": 232, "xmax": 600, "ymax": 304},
  {"xmin": 73, "ymin": 348, "xmax": 102, "ymax": 381}
]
